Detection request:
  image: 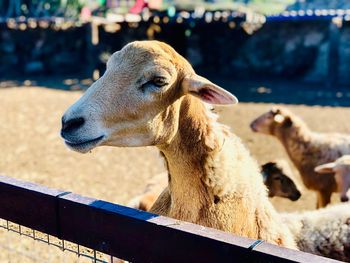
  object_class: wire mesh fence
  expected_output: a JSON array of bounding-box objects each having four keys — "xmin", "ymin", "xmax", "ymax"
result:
[{"xmin": 0, "ymin": 218, "xmax": 113, "ymax": 263}]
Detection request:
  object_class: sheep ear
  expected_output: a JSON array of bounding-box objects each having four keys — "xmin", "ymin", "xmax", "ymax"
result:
[
  {"xmin": 271, "ymin": 107, "xmax": 281, "ymax": 115},
  {"xmin": 314, "ymin": 163, "xmax": 336, "ymax": 174},
  {"xmin": 182, "ymin": 75, "xmax": 238, "ymax": 105}
]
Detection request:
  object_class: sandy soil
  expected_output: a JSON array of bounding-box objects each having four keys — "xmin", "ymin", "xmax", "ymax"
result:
[{"xmin": 0, "ymin": 87, "xmax": 349, "ymax": 262}]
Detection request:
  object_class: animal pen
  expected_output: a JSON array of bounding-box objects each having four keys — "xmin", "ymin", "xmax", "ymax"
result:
[{"xmin": 0, "ymin": 174, "xmax": 341, "ymax": 262}]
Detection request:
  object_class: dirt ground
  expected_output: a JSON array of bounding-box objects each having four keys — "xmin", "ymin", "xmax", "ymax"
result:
[{"xmin": 0, "ymin": 86, "xmax": 349, "ymax": 262}]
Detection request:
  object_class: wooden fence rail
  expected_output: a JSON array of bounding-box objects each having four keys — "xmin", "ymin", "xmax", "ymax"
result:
[{"xmin": 0, "ymin": 174, "xmax": 340, "ymax": 263}]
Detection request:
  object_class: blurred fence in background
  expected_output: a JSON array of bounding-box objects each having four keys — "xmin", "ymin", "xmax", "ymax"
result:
[
  {"xmin": 0, "ymin": 0, "xmax": 137, "ymax": 18},
  {"xmin": 1, "ymin": 0, "xmax": 350, "ymax": 88},
  {"xmin": 0, "ymin": 0, "xmax": 84, "ymax": 18},
  {"xmin": 3, "ymin": 1, "xmax": 350, "ymax": 19},
  {"xmin": 0, "ymin": 1, "xmax": 320, "ymax": 19}
]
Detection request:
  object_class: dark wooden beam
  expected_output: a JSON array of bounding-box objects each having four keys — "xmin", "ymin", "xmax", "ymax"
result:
[
  {"xmin": 0, "ymin": 174, "xmax": 69, "ymax": 236},
  {"xmin": 0, "ymin": 174, "xmax": 340, "ymax": 263},
  {"xmin": 327, "ymin": 19, "xmax": 341, "ymax": 88}
]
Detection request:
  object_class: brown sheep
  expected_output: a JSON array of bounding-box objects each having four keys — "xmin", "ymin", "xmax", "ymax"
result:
[
  {"xmin": 61, "ymin": 40, "xmax": 297, "ymax": 249},
  {"xmin": 250, "ymin": 107, "xmax": 350, "ymax": 208},
  {"xmin": 261, "ymin": 161, "xmax": 301, "ymax": 201}
]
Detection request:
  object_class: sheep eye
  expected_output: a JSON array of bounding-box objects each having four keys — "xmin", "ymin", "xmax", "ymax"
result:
[
  {"xmin": 140, "ymin": 77, "xmax": 168, "ymax": 92},
  {"xmin": 150, "ymin": 77, "xmax": 167, "ymax": 87}
]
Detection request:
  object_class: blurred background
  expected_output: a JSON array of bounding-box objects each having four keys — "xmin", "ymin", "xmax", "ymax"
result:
[
  {"xmin": 1, "ymin": 0, "xmax": 350, "ymax": 105},
  {"xmin": 0, "ymin": 1, "xmax": 350, "ymax": 262}
]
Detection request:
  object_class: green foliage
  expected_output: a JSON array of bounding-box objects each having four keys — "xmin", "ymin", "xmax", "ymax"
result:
[
  {"xmin": 166, "ymin": 0, "xmax": 295, "ymax": 15},
  {"xmin": 245, "ymin": 0, "xmax": 295, "ymax": 15}
]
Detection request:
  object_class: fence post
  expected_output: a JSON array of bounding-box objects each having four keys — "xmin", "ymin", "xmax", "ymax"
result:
[
  {"xmin": 327, "ymin": 18, "xmax": 341, "ymax": 88},
  {"xmin": 85, "ymin": 20, "xmax": 100, "ymax": 80}
]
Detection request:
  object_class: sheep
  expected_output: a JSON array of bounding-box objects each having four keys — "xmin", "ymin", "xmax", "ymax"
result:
[
  {"xmin": 281, "ymin": 203, "xmax": 350, "ymax": 261},
  {"xmin": 261, "ymin": 161, "xmax": 301, "ymax": 201},
  {"xmin": 129, "ymin": 161, "xmax": 301, "ymax": 212},
  {"xmin": 315, "ymin": 155, "xmax": 350, "ymax": 202},
  {"xmin": 250, "ymin": 107, "xmax": 350, "ymax": 208},
  {"xmin": 127, "ymin": 171, "xmax": 168, "ymax": 211},
  {"xmin": 60, "ymin": 40, "xmax": 297, "ymax": 249}
]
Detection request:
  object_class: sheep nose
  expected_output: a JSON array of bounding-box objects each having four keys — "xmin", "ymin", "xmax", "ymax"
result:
[
  {"xmin": 61, "ymin": 116, "xmax": 85, "ymax": 134},
  {"xmin": 341, "ymin": 196, "xmax": 349, "ymax": 202},
  {"xmin": 290, "ymin": 191, "xmax": 301, "ymax": 201}
]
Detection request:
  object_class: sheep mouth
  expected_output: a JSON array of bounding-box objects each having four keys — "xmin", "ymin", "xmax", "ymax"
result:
[{"xmin": 64, "ymin": 135, "xmax": 105, "ymax": 153}]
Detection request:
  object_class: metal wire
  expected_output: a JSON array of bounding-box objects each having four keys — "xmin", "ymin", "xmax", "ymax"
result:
[{"xmin": 0, "ymin": 218, "xmax": 112, "ymax": 263}]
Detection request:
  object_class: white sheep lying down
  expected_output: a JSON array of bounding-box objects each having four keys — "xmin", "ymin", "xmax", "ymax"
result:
[{"xmin": 282, "ymin": 203, "xmax": 350, "ymax": 262}]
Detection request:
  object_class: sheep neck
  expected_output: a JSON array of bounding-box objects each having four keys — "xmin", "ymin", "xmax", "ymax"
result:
[
  {"xmin": 156, "ymin": 96, "xmax": 297, "ymax": 249},
  {"xmin": 275, "ymin": 120, "xmax": 312, "ymax": 167},
  {"xmin": 157, "ymin": 96, "xmax": 234, "ymax": 220}
]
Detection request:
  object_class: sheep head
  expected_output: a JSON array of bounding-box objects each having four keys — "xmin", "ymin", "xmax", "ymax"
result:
[
  {"xmin": 61, "ymin": 41, "xmax": 237, "ymax": 153},
  {"xmin": 250, "ymin": 107, "xmax": 293, "ymax": 135},
  {"xmin": 315, "ymin": 156, "xmax": 350, "ymax": 202},
  {"xmin": 262, "ymin": 162, "xmax": 301, "ymax": 201}
]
